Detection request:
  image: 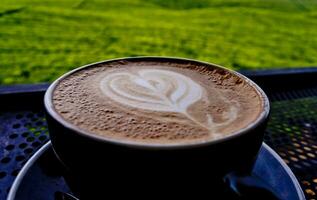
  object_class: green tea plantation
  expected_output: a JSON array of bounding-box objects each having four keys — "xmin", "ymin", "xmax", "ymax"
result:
[{"xmin": 0, "ymin": 0, "xmax": 316, "ymax": 84}]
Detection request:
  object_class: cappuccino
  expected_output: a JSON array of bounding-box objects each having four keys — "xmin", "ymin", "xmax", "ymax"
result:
[{"xmin": 52, "ymin": 59, "xmax": 263, "ymax": 145}]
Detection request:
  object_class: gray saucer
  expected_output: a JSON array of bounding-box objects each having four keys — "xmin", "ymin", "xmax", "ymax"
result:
[{"xmin": 7, "ymin": 142, "xmax": 305, "ymax": 200}]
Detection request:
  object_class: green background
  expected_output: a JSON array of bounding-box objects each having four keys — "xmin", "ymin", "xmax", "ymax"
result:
[{"xmin": 0, "ymin": 0, "xmax": 316, "ymax": 84}]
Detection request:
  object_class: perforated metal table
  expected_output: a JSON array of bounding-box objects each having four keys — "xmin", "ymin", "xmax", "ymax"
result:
[{"xmin": 1, "ymin": 68, "xmax": 317, "ymax": 200}]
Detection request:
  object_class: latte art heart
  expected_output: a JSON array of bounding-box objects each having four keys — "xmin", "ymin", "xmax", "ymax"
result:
[
  {"xmin": 100, "ymin": 69, "xmax": 202, "ymax": 112},
  {"xmin": 100, "ymin": 68, "xmax": 239, "ymax": 132}
]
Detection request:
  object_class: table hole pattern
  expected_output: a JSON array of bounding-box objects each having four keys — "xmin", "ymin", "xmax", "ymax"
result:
[
  {"xmin": 0, "ymin": 111, "xmax": 49, "ymax": 200},
  {"xmin": 265, "ymin": 94, "xmax": 317, "ymax": 200}
]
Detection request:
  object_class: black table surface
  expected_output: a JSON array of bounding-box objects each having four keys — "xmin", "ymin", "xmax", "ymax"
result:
[{"xmin": 1, "ymin": 68, "xmax": 317, "ymax": 200}]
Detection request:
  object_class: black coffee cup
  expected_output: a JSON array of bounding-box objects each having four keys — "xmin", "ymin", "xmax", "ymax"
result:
[{"xmin": 44, "ymin": 57, "xmax": 270, "ymax": 199}]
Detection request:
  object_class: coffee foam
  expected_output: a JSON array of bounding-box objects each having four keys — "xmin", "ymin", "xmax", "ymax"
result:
[{"xmin": 53, "ymin": 60, "xmax": 263, "ymax": 145}]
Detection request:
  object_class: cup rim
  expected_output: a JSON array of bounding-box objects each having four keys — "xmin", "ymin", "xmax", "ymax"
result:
[{"xmin": 44, "ymin": 56, "xmax": 270, "ymax": 150}]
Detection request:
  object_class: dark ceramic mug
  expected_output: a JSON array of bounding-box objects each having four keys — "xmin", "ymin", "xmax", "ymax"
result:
[{"xmin": 44, "ymin": 57, "xmax": 270, "ymax": 199}]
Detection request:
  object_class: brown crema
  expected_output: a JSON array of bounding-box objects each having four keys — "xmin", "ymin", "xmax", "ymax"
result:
[{"xmin": 52, "ymin": 60, "xmax": 263, "ymax": 145}]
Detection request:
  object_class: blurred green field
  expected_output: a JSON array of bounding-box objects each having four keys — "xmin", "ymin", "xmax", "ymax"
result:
[{"xmin": 0, "ymin": 0, "xmax": 317, "ymax": 84}]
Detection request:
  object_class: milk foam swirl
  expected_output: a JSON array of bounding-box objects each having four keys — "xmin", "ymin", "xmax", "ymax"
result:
[{"xmin": 100, "ymin": 68, "xmax": 239, "ymax": 132}]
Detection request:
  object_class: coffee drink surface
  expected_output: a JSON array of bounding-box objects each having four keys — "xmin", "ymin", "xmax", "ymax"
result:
[{"xmin": 52, "ymin": 60, "xmax": 263, "ymax": 145}]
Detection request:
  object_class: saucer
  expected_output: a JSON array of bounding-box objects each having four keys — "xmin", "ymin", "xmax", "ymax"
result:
[{"xmin": 7, "ymin": 142, "xmax": 305, "ymax": 200}]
